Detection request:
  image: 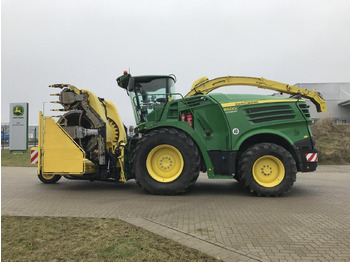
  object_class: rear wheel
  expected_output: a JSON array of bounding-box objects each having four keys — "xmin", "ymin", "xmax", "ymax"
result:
[
  {"xmin": 239, "ymin": 143, "xmax": 296, "ymax": 196},
  {"xmin": 38, "ymin": 173, "xmax": 62, "ymax": 184},
  {"xmin": 133, "ymin": 128, "xmax": 200, "ymax": 195}
]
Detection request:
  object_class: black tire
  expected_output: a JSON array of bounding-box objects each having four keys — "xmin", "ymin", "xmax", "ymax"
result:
[
  {"xmin": 239, "ymin": 143, "xmax": 296, "ymax": 197},
  {"xmin": 133, "ymin": 128, "xmax": 200, "ymax": 195},
  {"xmin": 233, "ymin": 173, "xmax": 241, "ymax": 182},
  {"xmin": 38, "ymin": 173, "xmax": 62, "ymax": 184}
]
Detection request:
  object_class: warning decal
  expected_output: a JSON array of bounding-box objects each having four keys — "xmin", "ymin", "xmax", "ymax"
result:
[
  {"xmin": 31, "ymin": 149, "xmax": 38, "ymax": 164},
  {"xmin": 305, "ymin": 153, "xmax": 318, "ymax": 162}
]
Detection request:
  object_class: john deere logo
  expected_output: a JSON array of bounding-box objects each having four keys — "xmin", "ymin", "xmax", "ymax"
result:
[{"xmin": 13, "ymin": 105, "xmax": 24, "ymax": 116}]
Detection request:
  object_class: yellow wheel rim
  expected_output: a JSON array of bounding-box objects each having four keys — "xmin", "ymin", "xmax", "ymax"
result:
[
  {"xmin": 252, "ymin": 155, "xmax": 285, "ymax": 188},
  {"xmin": 42, "ymin": 174, "xmax": 56, "ymax": 180},
  {"xmin": 146, "ymin": 145, "xmax": 184, "ymax": 183}
]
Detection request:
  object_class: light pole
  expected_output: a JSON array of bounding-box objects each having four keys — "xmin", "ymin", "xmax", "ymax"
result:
[{"xmin": 43, "ymin": 102, "xmax": 48, "ymax": 115}]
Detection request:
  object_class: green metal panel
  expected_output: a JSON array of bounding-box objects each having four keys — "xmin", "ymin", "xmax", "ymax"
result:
[{"xmin": 208, "ymin": 93, "xmax": 311, "ymax": 150}]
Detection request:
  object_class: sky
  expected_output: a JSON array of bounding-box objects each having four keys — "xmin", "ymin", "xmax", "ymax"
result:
[{"xmin": 2, "ymin": 0, "xmax": 350, "ymax": 127}]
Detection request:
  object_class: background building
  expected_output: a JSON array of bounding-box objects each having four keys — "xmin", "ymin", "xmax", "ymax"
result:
[{"xmin": 294, "ymin": 83, "xmax": 350, "ymax": 123}]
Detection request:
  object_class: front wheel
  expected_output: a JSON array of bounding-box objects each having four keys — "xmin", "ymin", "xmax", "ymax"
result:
[
  {"xmin": 239, "ymin": 143, "xmax": 296, "ymax": 196},
  {"xmin": 38, "ymin": 173, "xmax": 62, "ymax": 184},
  {"xmin": 133, "ymin": 128, "xmax": 200, "ymax": 195}
]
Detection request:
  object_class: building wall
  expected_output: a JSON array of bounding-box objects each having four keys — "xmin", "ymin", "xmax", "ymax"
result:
[{"xmin": 295, "ymin": 83, "xmax": 350, "ymax": 123}]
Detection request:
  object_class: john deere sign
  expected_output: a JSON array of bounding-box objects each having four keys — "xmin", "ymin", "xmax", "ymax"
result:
[
  {"xmin": 10, "ymin": 103, "xmax": 28, "ymax": 151},
  {"xmin": 13, "ymin": 105, "xmax": 25, "ymax": 116}
]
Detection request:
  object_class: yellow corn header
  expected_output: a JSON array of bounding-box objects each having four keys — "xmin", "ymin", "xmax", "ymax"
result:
[{"xmin": 34, "ymin": 84, "xmax": 127, "ymax": 183}]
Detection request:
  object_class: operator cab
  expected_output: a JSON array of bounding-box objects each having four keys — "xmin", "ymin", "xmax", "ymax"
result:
[{"xmin": 117, "ymin": 72, "xmax": 176, "ymax": 124}]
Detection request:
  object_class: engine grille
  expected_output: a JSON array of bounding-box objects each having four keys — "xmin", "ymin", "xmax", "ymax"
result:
[
  {"xmin": 245, "ymin": 105, "xmax": 296, "ymax": 123},
  {"xmin": 298, "ymin": 103, "xmax": 311, "ymax": 118}
]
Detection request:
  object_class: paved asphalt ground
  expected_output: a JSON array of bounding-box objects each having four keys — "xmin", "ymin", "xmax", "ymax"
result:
[{"xmin": 2, "ymin": 166, "xmax": 350, "ymax": 262}]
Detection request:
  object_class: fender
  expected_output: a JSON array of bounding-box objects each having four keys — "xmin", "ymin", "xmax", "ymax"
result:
[
  {"xmin": 138, "ymin": 122, "xmax": 216, "ymax": 177},
  {"xmin": 233, "ymin": 128, "xmax": 295, "ymax": 152}
]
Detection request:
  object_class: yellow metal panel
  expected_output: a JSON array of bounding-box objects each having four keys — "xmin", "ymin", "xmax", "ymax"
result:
[
  {"xmin": 104, "ymin": 101, "xmax": 127, "ymax": 142},
  {"xmin": 43, "ymin": 118, "xmax": 84, "ymax": 174},
  {"xmin": 38, "ymin": 111, "xmax": 44, "ymax": 174},
  {"xmin": 81, "ymin": 89, "xmax": 109, "ymax": 123},
  {"xmin": 104, "ymin": 101, "xmax": 127, "ymax": 182}
]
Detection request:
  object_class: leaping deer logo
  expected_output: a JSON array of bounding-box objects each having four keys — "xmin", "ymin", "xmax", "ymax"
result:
[{"xmin": 13, "ymin": 105, "xmax": 24, "ymax": 116}]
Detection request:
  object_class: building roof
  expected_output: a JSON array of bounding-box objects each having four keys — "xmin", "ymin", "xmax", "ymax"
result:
[{"xmin": 338, "ymin": 99, "xmax": 350, "ymax": 107}]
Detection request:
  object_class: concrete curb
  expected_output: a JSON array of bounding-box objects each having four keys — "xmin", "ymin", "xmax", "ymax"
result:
[{"xmin": 122, "ymin": 217, "xmax": 267, "ymax": 262}]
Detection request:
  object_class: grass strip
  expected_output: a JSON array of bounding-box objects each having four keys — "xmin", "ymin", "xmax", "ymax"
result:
[
  {"xmin": 2, "ymin": 216, "xmax": 220, "ymax": 262},
  {"xmin": 1, "ymin": 149, "xmax": 32, "ymax": 167}
]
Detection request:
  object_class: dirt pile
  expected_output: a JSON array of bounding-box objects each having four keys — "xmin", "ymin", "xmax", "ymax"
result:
[{"xmin": 311, "ymin": 118, "xmax": 350, "ymax": 164}]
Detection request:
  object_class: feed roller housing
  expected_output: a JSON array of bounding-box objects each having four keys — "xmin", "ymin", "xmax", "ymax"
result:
[{"xmin": 36, "ymin": 85, "xmax": 126, "ymax": 181}]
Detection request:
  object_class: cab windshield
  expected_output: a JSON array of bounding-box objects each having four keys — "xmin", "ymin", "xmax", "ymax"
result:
[{"xmin": 128, "ymin": 76, "xmax": 176, "ymax": 123}]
